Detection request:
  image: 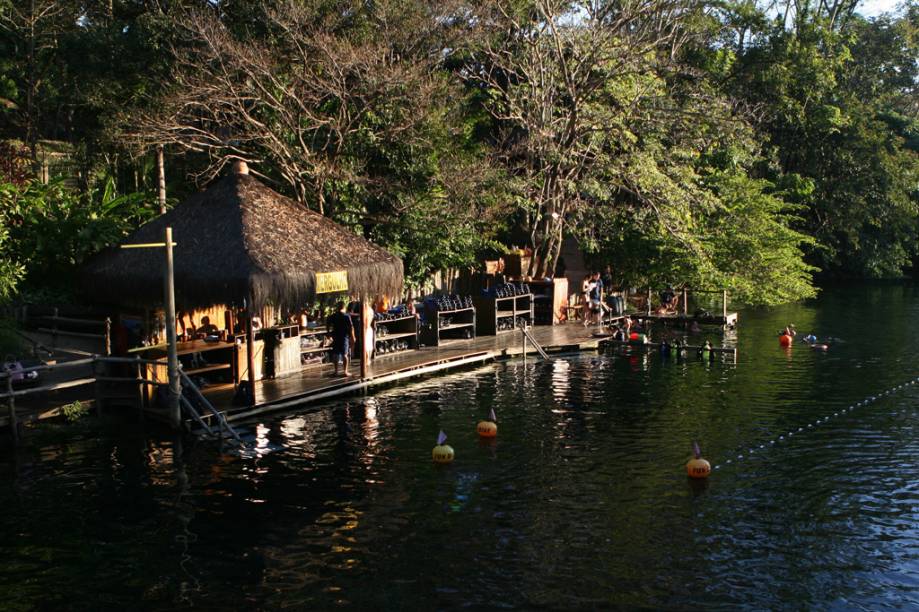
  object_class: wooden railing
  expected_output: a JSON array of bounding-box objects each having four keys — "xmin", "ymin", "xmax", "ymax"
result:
[
  {"xmin": 0, "ymin": 355, "xmax": 162, "ymax": 444},
  {"xmin": 0, "ymin": 354, "xmax": 242, "ymax": 444}
]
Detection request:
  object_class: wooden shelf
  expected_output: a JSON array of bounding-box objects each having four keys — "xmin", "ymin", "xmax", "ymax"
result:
[
  {"xmin": 300, "ymin": 345, "xmax": 330, "ymax": 354},
  {"xmin": 374, "ymin": 316, "xmax": 416, "ymax": 329},
  {"xmin": 473, "ymin": 293, "xmax": 533, "ymax": 335},
  {"xmin": 439, "ymin": 322, "xmax": 474, "ymax": 331},
  {"xmin": 528, "ymin": 278, "xmax": 569, "ymax": 325},
  {"xmin": 375, "ymin": 331, "xmax": 418, "ymax": 341},
  {"xmin": 434, "ymin": 307, "xmax": 473, "ymax": 315},
  {"xmin": 299, "ymin": 327, "xmax": 328, "ymax": 336},
  {"xmin": 422, "ymin": 304, "xmax": 476, "ymax": 346},
  {"xmin": 358, "ymin": 312, "xmax": 420, "ymax": 356}
]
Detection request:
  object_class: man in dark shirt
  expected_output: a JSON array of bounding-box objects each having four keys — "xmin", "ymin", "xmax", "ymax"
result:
[
  {"xmin": 196, "ymin": 315, "xmax": 218, "ymax": 338},
  {"xmin": 659, "ymin": 285, "xmax": 678, "ymax": 313},
  {"xmin": 326, "ymin": 301, "xmax": 356, "ymax": 376},
  {"xmin": 589, "ymin": 271, "xmax": 603, "ymax": 325}
]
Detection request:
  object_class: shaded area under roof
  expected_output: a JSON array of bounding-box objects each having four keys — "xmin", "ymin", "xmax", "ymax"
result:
[{"xmin": 82, "ymin": 172, "xmax": 403, "ymax": 310}]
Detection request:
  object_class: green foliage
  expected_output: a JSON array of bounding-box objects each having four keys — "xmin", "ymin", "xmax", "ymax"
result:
[
  {"xmin": 61, "ymin": 400, "xmax": 88, "ymax": 423},
  {"xmin": 0, "ymin": 208, "xmax": 24, "ymax": 300},
  {"xmin": 722, "ymin": 6, "xmax": 919, "ymax": 279},
  {"xmin": 0, "ymin": 177, "xmax": 157, "ymax": 292},
  {"xmin": 701, "ymin": 171, "xmax": 818, "ymax": 305},
  {"xmin": 0, "ymin": 0, "xmax": 915, "ymax": 305}
]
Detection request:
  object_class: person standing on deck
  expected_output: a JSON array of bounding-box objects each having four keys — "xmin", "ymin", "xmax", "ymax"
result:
[
  {"xmin": 589, "ymin": 271, "xmax": 604, "ymax": 325},
  {"xmin": 601, "ymin": 266, "xmax": 614, "ymax": 295},
  {"xmin": 327, "ymin": 301, "xmax": 356, "ymax": 377},
  {"xmin": 581, "ymin": 274, "xmax": 593, "ymax": 325}
]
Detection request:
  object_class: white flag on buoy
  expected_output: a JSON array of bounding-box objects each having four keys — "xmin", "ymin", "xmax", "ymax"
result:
[
  {"xmin": 489, "ymin": 408, "xmax": 496, "ymax": 422},
  {"xmin": 437, "ymin": 430, "xmax": 447, "ymax": 445}
]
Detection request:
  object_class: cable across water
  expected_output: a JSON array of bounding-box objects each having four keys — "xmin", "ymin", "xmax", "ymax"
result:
[{"xmin": 711, "ymin": 377, "xmax": 919, "ymax": 471}]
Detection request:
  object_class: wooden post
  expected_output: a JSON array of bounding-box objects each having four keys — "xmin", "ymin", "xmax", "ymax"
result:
[
  {"xmin": 722, "ymin": 290, "xmax": 728, "ymax": 323},
  {"xmin": 360, "ymin": 301, "xmax": 372, "ymax": 380},
  {"xmin": 246, "ymin": 301, "xmax": 256, "ymax": 407},
  {"xmin": 93, "ymin": 357, "xmax": 104, "ymax": 416},
  {"xmin": 6, "ymin": 374, "xmax": 17, "ymax": 445},
  {"xmin": 135, "ymin": 355, "xmax": 145, "ymax": 416},
  {"xmin": 647, "ymin": 287, "xmax": 652, "ymax": 315},
  {"xmin": 682, "ymin": 288, "xmax": 688, "ymax": 316},
  {"xmin": 104, "ymin": 317, "xmax": 112, "ymax": 356},
  {"xmin": 164, "ymin": 226, "xmax": 181, "ymax": 429},
  {"xmin": 521, "ymin": 323, "xmax": 527, "ymax": 362},
  {"xmin": 156, "ymin": 144, "xmax": 167, "ymax": 215}
]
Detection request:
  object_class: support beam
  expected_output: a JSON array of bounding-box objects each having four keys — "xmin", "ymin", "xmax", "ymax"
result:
[
  {"xmin": 164, "ymin": 227, "xmax": 181, "ymax": 429},
  {"xmin": 246, "ymin": 301, "xmax": 256, "ymax": 407}
]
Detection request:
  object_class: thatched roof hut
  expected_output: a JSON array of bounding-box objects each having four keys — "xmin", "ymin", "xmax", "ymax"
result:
[{"xmin": 83, "ymin": 164, "xmax": 403, "ymax": 310}]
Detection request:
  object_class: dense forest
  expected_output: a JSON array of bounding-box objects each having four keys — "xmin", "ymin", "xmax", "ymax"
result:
[{"xmin": 0, "ymin": 0, "xmax": 916, "ymax": 306}]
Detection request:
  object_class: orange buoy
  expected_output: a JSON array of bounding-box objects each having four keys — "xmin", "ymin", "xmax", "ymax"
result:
[
  {"xmin": 779, "ymin": 334, "xmax": 792, "ymax": 347},
  {"xmin": 686, "ymin": 441, "xmax": 711, "ymax": 479},
  {"xmin": 477, "ymin": 408, "xmax": 498, "ymax": 438},
  {"xmin": 433, "ymin": 430, "xmax": 454, "ymax": 464}
]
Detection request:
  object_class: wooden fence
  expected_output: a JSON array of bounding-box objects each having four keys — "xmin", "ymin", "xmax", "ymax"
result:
[{"xmin": 0, "ymin": 355, "xmax": 164, "ymax": 444}]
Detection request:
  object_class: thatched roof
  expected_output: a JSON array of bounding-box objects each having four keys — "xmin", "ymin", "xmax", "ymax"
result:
[{"xmin": 83, "ymin": 168, "xmax": 403, "ymax": 310}]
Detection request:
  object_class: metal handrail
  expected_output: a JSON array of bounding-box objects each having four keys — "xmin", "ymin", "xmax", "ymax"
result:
[
  {"xmin": 519, "ymin": 322, "xmax": 550, "ymax": 360},
  {"xmin": 178, "ymin": 369, "xmax": 242, "ymax": 442}
]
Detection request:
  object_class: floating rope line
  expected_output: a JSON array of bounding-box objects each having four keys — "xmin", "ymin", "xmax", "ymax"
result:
[{"xmin": 711, "ymin": 377, "xmax": 918, "ymax": 471}]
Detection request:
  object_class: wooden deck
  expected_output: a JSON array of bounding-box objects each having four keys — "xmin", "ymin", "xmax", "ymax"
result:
[
  {"xmin": 178, "ymin": 323, "xmax": 607, "ymax": 425},
  {"xmin": 632, "ymin": 311, "xmax": 738, "ymax": 328}
]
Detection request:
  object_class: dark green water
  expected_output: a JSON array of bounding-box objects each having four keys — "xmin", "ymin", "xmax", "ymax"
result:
[{"xmin": 1, "ymin": 285, "xmax": 918, "ymax": 610}]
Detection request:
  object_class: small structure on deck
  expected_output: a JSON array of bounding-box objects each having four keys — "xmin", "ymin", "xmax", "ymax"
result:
[
  {"xmin": 631, "ymin": 288, "xmax": 738, "ymax": 329},
  {"xmin": 82, "ymin": 162, "xmax": 403, "ymax": 426}
]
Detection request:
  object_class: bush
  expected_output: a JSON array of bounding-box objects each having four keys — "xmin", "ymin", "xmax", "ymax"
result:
[{"xmin": 61, "ymin": 400, "xmax": 89, "ymax": 422}]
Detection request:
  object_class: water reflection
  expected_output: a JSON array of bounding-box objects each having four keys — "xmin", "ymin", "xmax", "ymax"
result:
[{"xmin": 0, "ymin": 286, "xmax": 917, "ymax": 609}]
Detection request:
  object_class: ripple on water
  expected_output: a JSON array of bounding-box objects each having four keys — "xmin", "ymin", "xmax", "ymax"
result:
[{"xmin": 2, "ymin": 286, "xmax": 919, "ymax": 608}]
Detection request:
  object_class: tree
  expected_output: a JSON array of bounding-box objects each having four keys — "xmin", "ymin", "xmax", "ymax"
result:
[
  {"xmin": 126, "ymin": 0, "xmax": 507, "ymax": 286},
  {"xmin": 462, "ymin": 0, "xmax": 713, "ymax": 278},
  {"xmin": 0, "ymin": 177, "xmax": 157, "ymax": 292},
  {"xmin": 723, "ymin": 4, "xmax": 919, "ymax": 278}
]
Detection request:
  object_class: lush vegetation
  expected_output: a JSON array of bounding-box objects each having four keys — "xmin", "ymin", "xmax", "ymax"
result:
[{"xmin": 0, "ymin": 0, "xmax": 916, "ymax": 305}]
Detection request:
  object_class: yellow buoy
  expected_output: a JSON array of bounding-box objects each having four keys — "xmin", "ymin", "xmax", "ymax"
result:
[
  {"xmin": 477, "ymin": 408, "xmax": 498, "ymax": 438},
  {"xmin": 433, "ymin": 430, "xmax": 454, "ymax": 463},
  {"xmin": 433, "ymin": 444, "xmax": 455, "ymax": 463},
  {"xmin": 686, "ymin": 441, "xmax": 711, "ymax": 479}
]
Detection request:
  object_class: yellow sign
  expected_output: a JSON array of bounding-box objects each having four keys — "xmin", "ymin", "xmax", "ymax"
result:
[{"xmin": 315, "ymin": 270, "xmax": 348, "ymax": 294}]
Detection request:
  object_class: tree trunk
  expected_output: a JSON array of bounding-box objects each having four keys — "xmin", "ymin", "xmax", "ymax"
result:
[{"xmin": 156, "ymin": 145, "xmax": 166, "ymax": 214}]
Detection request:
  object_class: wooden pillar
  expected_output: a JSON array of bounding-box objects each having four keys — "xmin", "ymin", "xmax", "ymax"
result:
[
  {"xmin": 682, "ymin": 288, "xmax": 688, "ymax": 316},
  {"xmin": 164, "ymin": 226, "xmax": 181, "ymax": 429},
  {"xmin": 360, "ymin": 300, "xmax": 373, "ymax": 379},
  {"xmin": 104, "ymin": 317, "xmax": 112, "ymax": 356},
  {"xmin": 521, "ymin": 323, "xmax": 527, "ymax": 362},
  {"xmin": 246, "ymin": 301, "xmax": 256, "ymax": 407},
  {"xmin": 646, "ymin": 287, "xmax": 652, "ymax": 316},
  {"xmin": 135, "ymin": 355, "xmax": 145, "ymax": 416},
  {"xmin": 93, "ymin": 357, "xmax": 105, "ymax": 416},
  {"xmin": 722, "ymin": 290, "xmax": 728, "ymax": 325}
]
